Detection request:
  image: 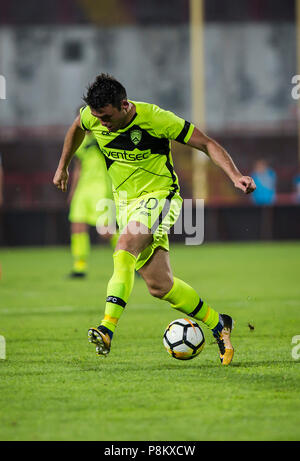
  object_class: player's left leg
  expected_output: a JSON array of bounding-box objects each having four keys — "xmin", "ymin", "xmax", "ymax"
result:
[
  {"xmin": 138, "ymin": 248, "xmax": 234, "ymax": 365},
  {"xmin": 70, "ymin": 222, "xmax": 90, "ymax": 278}
]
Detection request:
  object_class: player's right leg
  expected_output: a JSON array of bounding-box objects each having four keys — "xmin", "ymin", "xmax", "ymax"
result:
[
  {"xmin": 139, "ymin": 248, "xmax": 234, "ymax": 365},
  {"xmin": 88, "ymin": 221, "xmax": 153, "ymax": 356}
]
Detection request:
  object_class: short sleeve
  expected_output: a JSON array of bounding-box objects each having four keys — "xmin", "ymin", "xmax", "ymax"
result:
[
  {"xmin": 151, "ymin": 104, "xmax": 194, "ymax": 144},
  {"xmin": 80, "ymin": 106, "xmax": 91, "ymax": 131}
]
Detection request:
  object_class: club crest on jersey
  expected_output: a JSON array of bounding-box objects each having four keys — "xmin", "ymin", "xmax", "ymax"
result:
[{"xmin": 130, "ymin": 129, "xmax": 142, "ymax": 146}]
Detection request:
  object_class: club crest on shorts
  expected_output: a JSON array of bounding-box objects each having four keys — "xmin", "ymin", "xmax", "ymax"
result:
[{"xmin": 130, "ymin": 129, "xmax": 142, "ymax": 146}]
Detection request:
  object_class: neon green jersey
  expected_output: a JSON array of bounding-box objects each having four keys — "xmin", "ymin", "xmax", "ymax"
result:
[{"xmin": 80, "ymin": 101, "xmax": 194, "ymax": 201}]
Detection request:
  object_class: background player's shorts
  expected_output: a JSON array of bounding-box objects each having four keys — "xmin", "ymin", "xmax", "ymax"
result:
[
  {"xmin": 116, "ymin": 190, "xmax": 182, "ymax": 271},
  {"xmin": 69, "ymin": 180, "xmax": 114, "ymax": 227}
]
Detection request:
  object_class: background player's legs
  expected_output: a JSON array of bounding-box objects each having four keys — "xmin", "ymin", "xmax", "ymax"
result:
[{"xmin": 70, "ymin": 222, "xmax": 90, "ymax": 277}]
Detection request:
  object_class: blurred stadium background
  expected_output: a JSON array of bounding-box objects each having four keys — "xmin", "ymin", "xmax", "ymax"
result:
[{"xmin": 0, "ymin": 0, "xmax": 299, "ymax": 246}]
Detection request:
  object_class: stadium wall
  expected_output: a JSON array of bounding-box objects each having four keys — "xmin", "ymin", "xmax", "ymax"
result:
[
  {"xmin": 0, "ymin": 21, "xmax": 298, "ymax": 207},
  {"xmin": 0, "ymin": 23, "xmax": 296, "ymax": 129},
  {"xmin": 0, "ymin": 204, "xmax": 299, "ymax": 247}
]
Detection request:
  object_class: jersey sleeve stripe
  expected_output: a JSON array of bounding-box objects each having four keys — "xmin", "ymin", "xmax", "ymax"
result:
[
  {"xmin": 175, "ymin": 121, "xmax": 193, "ymax": 144},
  {"xmin": 184, "ymin": 122, "xmax": 195, "ymax": 144},
  {"xmin": 80, "ymin": 106, "xmax": 88, "ymax": 130},
  {"xmin": 81, "ymin": 120, "xmax": 88, "ymax": 131}
]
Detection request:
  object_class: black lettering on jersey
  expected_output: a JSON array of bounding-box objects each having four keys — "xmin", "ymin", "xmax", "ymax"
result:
[{"xmin": 105, "ymin": 151, "xmax": 150, "ymax": 161}]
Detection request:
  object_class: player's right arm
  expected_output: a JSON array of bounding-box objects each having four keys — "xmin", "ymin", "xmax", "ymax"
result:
[{"xmin": 53, "ymin": 115, "xmax": 85, "ymax": 192}]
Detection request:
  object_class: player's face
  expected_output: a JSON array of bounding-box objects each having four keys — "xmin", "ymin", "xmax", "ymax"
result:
[{"xmin": 90, "ymin": 102, "xmax": 129, "ymax": 132}]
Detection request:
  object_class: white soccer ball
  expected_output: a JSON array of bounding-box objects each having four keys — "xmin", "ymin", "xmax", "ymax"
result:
[{"xmin": 163, "ymin": 318, "xmax": 205, "ymax": 360}]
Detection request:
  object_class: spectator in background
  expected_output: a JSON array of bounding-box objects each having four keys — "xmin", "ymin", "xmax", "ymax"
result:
[
  {"xmin": 251, "ymin": 159, "xmax": 276, "ymax": 205},
  {"xmin": 293, "ymin": 171, "xmax": 300, "ymax": 203}
]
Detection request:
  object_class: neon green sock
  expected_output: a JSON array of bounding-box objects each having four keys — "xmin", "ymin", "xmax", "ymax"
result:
[
  {"xmin": 162, "ymin": 277, "xmax": 219, "ymax": 329},
  {"xmin": 101, "ymin": 249, "xmax": 137, "ymax": 334},
  {"xmin": 71, "ymin": 232, "xmax": 90, "ymax": 273}
]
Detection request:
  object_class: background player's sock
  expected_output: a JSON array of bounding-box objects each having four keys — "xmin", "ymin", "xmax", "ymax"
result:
[
  {"xmin": 71, "ymin": 232, "xmax": 90, "ymax": 274},
  {"xmin": 100, "ymin": 250, "xmax": 137, "ymax": 336},
  {"xmin": 162, "ymin": 277, "xmax": 220, "ymax": 330}
]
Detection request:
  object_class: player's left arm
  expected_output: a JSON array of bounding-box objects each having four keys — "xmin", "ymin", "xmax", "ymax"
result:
[{"xmin": 186, "ymin": 127, "xmax": 256, "ymax": 194}]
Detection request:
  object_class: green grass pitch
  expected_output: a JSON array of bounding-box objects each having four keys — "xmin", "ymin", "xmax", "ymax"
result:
[{"xmin": 0, "ymin": 242, "xmax": 300, "ymax": 441}]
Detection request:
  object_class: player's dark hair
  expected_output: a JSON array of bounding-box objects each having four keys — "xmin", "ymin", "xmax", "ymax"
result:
[{"xmin": 83, "ymin": 73, "xmax": 127, "ymax": 111}]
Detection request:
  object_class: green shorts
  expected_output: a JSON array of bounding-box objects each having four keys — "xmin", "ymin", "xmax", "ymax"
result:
[
  {"xmin": 116, "ymin": 190, "xmax": 182, "ymax": 271},
  {"xmin": 69, "ymin": 180, "xmax": 114, "ymax": 227}
]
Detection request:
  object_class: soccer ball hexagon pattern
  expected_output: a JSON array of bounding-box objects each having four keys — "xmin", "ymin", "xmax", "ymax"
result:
[{"xmin": 163, "ymin": 318, "xmax": 205, "ymax": 360}]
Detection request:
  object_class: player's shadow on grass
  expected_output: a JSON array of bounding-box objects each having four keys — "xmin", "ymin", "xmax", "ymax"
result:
[
  {"xmin": 228, "ymin": 360, "xmax": 297, "ymax": 368},
  {"xmin": 157, "ymin": 358, "xmax": 297, "ymax": 370}
]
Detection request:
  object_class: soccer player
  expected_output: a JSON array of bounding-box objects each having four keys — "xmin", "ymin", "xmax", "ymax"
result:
[
  {"xmin": 67, "ymin": 129, "xmax": 116, "ymax": 278},
  {"xmin": 53, "ymin": 74, "xmax": 256, "ymax": 365}
]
